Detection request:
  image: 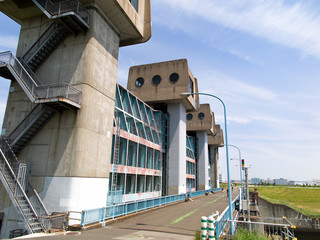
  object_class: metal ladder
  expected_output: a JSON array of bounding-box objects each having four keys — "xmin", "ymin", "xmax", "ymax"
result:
[{"xmin": 110, "ymin": 116, "xmax": 121, "ymax": 204}]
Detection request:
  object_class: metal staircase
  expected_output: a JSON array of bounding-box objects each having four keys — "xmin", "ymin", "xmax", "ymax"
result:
[
  {"xmin": 32, "ymin": 0, "xmax": 90, "ymax": 33},
  {"xmin": 0, "ymin": 138, "xmax": 49, "ymax": 234},
  {"xmin": 0, "ymin": 51, "xmax": 82, "ymax": 110},
  {"xmin": 23, "ymin": 0, "xmax": 90, "ymax": 72},
  {"xmin": 7, "ymin": 104, "xmax": 55, "ymax": 154},
  {"xmin": 23, "ymin": 23, "xmax": 70, "ymax": 72}
]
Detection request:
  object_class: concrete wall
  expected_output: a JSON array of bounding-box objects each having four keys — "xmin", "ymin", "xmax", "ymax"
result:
[
  {"xmin": 167, "ymin": 103, "xmax": 186, "ymax": 195},
  {"xmin": 186, "ymin": 104, "xmax": 214, "ymax": 134},
  {"xmin": 127, "ymin": 59, "xmax": 199, "ymax": 111}
]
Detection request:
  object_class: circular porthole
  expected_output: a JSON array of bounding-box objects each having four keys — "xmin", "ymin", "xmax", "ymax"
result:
[
  {"xmin": 169, "ymin": 73, "xmax": 179, "ymax": 83},
  {"xmin": 198, "ymin": 112, "xmax": 205, "ymax": 120},
  {"xmin": 152, "ymin": 75, "xmax": 161, "ymax": 86},
  {"xmin": 187, "ymin": 113, "xmax": 193, "ymax": 121},
  {"xmin": 135, "ymin": 77, "xmax": 144, "ymax": 87}
]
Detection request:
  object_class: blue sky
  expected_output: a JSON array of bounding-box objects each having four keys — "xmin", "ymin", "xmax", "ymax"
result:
[{"xmin": 1, "ymin": 0, "xmax": 320, "ymax": 181}]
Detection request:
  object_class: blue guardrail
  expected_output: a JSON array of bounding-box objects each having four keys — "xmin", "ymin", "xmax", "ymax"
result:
[
  {"xmin": 215, "ymin": 195, "xmax": 240, "ymax": 239},
  {"xmin": 81, "ymin": 188, "xmax": 222, "ymax": 226}
]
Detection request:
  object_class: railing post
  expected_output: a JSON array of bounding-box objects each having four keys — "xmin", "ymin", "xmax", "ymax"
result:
[
  {"xmin": 66, "ymin": 85, "xmax": 69, "ymax": 98},
  {"xmin": 46, "ymin": 86, "xmax": 49, "ymax": 98}
]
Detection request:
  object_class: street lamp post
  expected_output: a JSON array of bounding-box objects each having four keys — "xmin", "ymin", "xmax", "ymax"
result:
[
  {"xmin": 181, "ymin": 92, "xmax": 234, "ymax": 235},
  {"xmin": 229, "ymin": 145, "xmax": 243, "ymax": 202}
]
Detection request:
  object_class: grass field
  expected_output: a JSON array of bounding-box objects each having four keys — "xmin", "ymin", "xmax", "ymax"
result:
[{"xmin": 249, "ymin": 186, "xmax": 320, "ymax": 218}]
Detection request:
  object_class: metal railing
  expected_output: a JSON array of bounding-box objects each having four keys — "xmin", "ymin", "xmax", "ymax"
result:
[
  {"xmin": 0, "ymin": 51, "xmax": 82, "ymax": 105},
  {"xmin": 33, "ymin": 0, "xmax": 90, "ymax": 25},
  {"xmin": 0, "ymin": 137, "xmax": 21, "ymax": 176},
  {"xmin": 228, "ymin": 218, "xmax": 296, "ymax": 240},
  {"xmin": 215, "ymin": 195, "xmax": 240, "ymax": 239},
  {"xmin": 81, "ymin": 188, "xmax": 222, "ymax": 226}
]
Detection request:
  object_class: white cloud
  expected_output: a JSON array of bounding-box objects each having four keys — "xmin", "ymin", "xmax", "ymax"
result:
[
  {"xmin": 198, "ymin": 70, "xmax": 278, "ymax": 103},
  {"xmin": 154, "ymin": 0, "xmax": 320, "ymax": 59}
]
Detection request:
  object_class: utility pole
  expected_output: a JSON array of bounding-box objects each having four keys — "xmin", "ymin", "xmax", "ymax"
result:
[{"xmin": 245, "ymin": 167, "xmax": 251, "ymax": 232}]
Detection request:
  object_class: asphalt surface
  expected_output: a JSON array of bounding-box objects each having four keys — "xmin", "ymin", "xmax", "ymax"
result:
[{"xmin": 17, "ymin": 189, "xmax": 239, "ymax": 240}]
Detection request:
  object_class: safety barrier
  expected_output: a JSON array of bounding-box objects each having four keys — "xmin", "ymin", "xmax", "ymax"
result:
[
  {"xmin": 81, "ymin": 188, "xmax": 221, "ymax": 226},
  {"xmin": 215, "ymin": 195, "xmax": 240, "ymax": 239}
]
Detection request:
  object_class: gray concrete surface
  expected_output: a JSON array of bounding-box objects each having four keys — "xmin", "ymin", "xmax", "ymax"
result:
[{"xmin": 16, "ymin": 189, "xmax": 239, "ymax": 240}]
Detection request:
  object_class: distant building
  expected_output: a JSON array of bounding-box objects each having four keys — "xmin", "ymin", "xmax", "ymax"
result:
[
  {"xmin": 251, "ymin": 178, "xmax": 261, "ymax": 185},
  {"xmin": 288, "ymin": 181, "xmax": 295, "ymax": 185},
  {"xmin": 259, "ymin": 178, "xmax": 274, "ymax": 184},
  {"xmin": 274, "ymin": 178, "xmax": 288, "ymax": 185}
]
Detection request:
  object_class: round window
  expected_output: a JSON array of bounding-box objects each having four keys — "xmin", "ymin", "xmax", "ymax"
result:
[
  {"xmin": 135, "ymin": 77, "xmax": 144, "ymax": 87},
  {"xmin": 198, "ymin": 112, "xmax": 205, "ymax": 120},
  {"xmin": 169, "ymin": 73, "xmax": 179, "ymax": 83},
  {"xmin": 152, "ymin": 75, "xmax": 161, "ymax": 86},
  {"xmin": 187, "ymin": 113, "xmax": 193, "ymax": 121}
]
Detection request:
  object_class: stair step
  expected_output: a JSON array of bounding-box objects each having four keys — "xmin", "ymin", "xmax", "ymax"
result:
[
  {"xmin": 30, "ymin": 222, "xmax": 41, "ymax": 226},
  {"xmin": 25, "ymin": 212, "xmax": 35, "ymax": 217},
  {"xmin": 32, "ymin": 228, "xmax": 43, "ymax": 232}
]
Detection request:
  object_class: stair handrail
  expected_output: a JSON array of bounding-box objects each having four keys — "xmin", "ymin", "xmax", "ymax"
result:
[
  {"xmin": 0, "ymin": 51, "xmax": 38, "ymax": 101},
  {"xmin": 29, "ymin": 185, "xmax": 50, "ymax": 216},
  {"xmin": 0, "ymin": 137, "xmax": 21, "ymax": 175},
  {"xmin": 35, "ymin": 82, "xmax": 82, "ymax": 105},
  {"xmin": 0, "ymin": 147, "xmax": 45, "ymax": 232},
  {"xmin": 33, "ymin": 0, "xmax": 90, "ymax": 25},
  {"xmin": 0, "ymin": 51, "xmax": 82, "ymax": 105},
  {"xmin": 7, "ymin": 104, "xmax": 45, "ymax": 146},
  {"xmin": 18, "ymin": 57, "xmax": 43, "ymax": 85}
]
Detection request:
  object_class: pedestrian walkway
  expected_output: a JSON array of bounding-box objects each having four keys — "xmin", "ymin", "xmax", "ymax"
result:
[{"xmin": 16, "ymin": 189, "xmax": 239, "ymax": 240}]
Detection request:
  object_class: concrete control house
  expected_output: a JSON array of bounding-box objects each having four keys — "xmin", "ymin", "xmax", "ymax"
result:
[{"xmin": 0, "ymin": 0, "xmax": 223, "ymax": 238}]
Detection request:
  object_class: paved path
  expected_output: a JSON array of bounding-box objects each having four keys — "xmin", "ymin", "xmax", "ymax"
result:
[{"xmin": 19, "ymin": 189, "xmax": 239, "ymax": 240}]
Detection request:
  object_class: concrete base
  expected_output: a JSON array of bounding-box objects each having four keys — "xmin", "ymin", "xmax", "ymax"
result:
[{"xmin": 38, "ymin": 176, "xmax": 109, "ymax": 213}]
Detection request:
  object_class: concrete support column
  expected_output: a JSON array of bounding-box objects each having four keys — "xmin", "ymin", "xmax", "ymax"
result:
[
  {"xmin": 209, "ymin": 145, "xmax": 220, "ymax": 188},
  {"xmin": 167, "ymin": 103, "xmax": 186, "ymax": 195},
  {"xmin": 197, "ymin": 131, "xmax": 209, "ymax": 190}
]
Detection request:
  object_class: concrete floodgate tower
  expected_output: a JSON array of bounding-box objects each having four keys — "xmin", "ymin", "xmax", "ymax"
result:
[
  {"xmin": 0, "ymin": 0, "xmax": 151, "ymax": 237},
  {"xmin": 126, "ymin": 59, "xmax": 200, "ymax": 195},
  {"xmin": 186, "ymin": 104, "xmax": 215, "ymax": 190},
  {"xmin": 208, "ymin": 125, "xmax": 224, "ymax": 189}
]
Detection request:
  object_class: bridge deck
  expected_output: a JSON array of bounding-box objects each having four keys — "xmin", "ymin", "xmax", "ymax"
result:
[{"xmin": 20, "ymin": 189, "xmax": 239, "ymax": 240}]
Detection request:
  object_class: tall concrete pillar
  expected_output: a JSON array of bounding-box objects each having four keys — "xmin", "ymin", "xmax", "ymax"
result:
[
  {"xmin": 167, "ymin": 103, "xmax": 187, "ymax": 194},
  {"xmin": 208, "ymin": 125, "xmax": 224, "ymax": 189},
  {"xmin": 209, "ymin": 145, "xmax": 220, "ymax": 188},
  {"xmin": 197, "ymin": 131, "xmax": 210, "ymax": 190}
]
